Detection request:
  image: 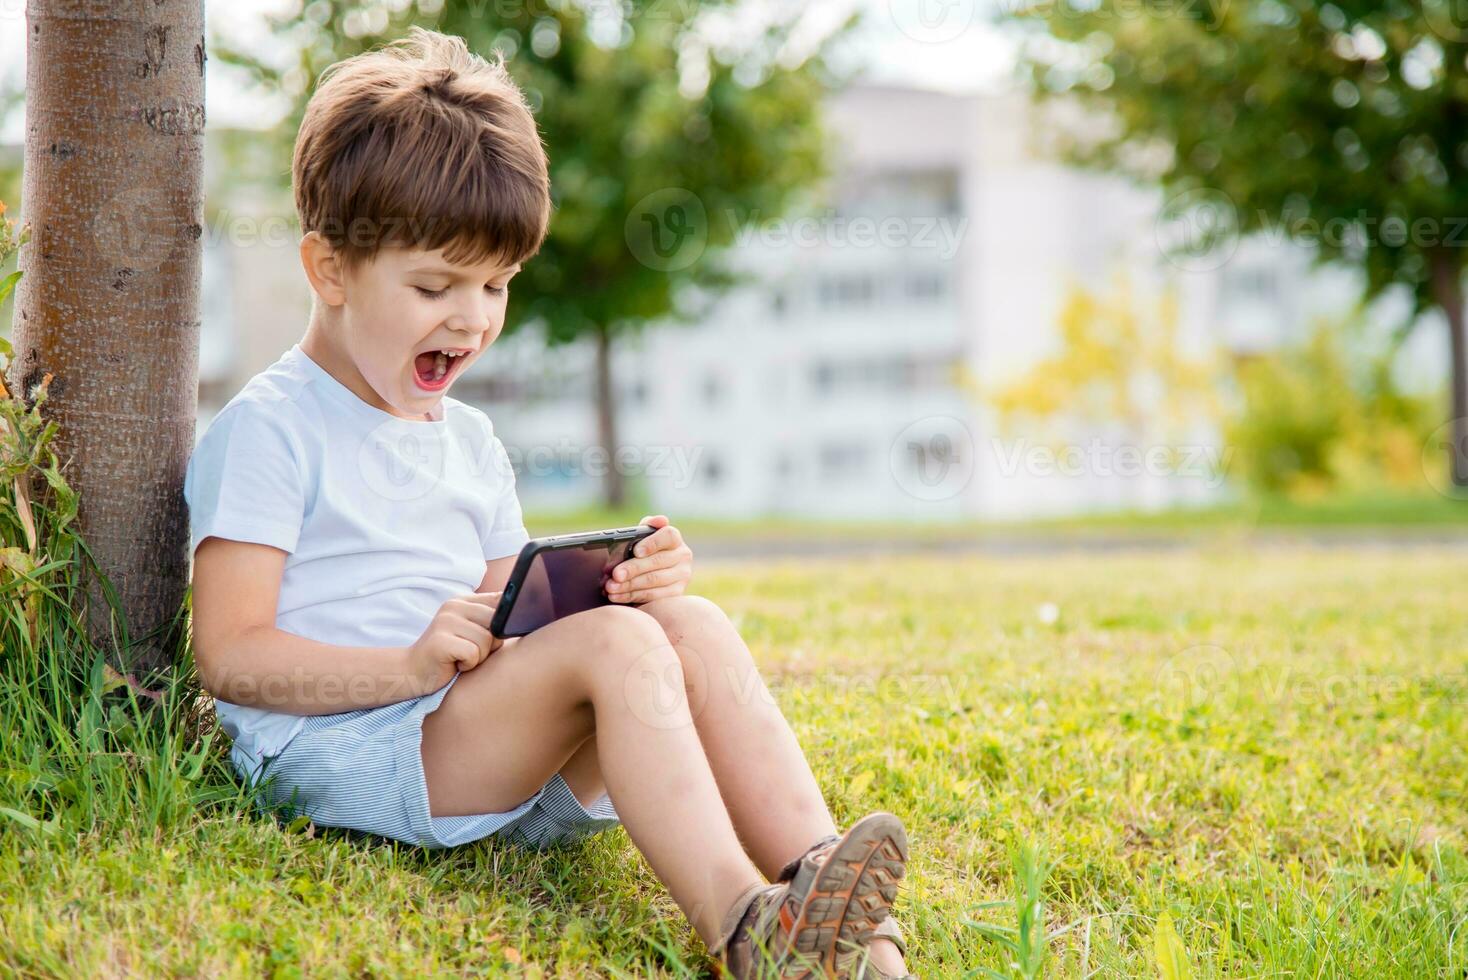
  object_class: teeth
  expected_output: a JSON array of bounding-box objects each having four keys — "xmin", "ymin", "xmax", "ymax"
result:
[{"xmin": 433, "ymin": 351, "xmax": 447, "ymax": 380}]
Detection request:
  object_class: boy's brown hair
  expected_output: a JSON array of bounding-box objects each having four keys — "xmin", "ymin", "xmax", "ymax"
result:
[{"xmin": 292, "ymin": 26, "xmax": 550, "ymax": 274}]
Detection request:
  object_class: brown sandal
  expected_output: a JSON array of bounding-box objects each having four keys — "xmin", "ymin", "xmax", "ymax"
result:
[{"xmin": 711, "ymin": 811, "xmax": 909, "ymax": 978}]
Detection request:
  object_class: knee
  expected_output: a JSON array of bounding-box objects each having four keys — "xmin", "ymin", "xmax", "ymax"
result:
[
  {"xmin": 572, "ymin": 604, "xmax": 684, "ymax": 681},
  {"xmin": 642, "ymin": 595, "xmax": 759, "ymax": 703},
  {"xmin": 641, "ymin": 594, "xmax": 730, "ymax": 645},
  {"xmin": 571, "ymin": 607, "xmax": 691, "ymax": 728}
]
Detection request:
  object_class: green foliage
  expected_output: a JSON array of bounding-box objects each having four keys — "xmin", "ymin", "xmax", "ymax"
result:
[
  {"xmin": 0, "ymin": 199, "xmax": 22, "ymax": 339},
  {"xmin": 215, "ymin": 1, "xmax": 856, "ymax": 344},
  {"xmin": 1152, "ymin": 909, "xmax": 1193, "ymax": 980},
  {"xmin": 967, "ymin": 844, "xmax": 1069, "ymax": 979},
  {"xmin": 1010, "ymin": 0, "xmax": 1468, "ymax": 490},
  {"xmin": 1010, "ymin": 0, "xmax": 1468, "ymax": 314},
  {"xmin": 1226, "ymin": 322, "xmax": 1439, "ymax": 496}
]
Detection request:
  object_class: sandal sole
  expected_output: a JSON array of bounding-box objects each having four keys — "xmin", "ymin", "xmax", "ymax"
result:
[{"xmin": 778, "ymin": 812, "xmax": 909, "ymax": 978}]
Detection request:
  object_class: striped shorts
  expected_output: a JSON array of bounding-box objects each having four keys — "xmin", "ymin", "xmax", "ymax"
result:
[{"xmin": 239, "ymin": 672, "xmax": 620, "ymax": 850}]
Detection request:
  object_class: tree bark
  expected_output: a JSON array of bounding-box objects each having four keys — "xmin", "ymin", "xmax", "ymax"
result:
[
  {"xmin": 592, "ymin": 323, "xmax": 625, "ymax": 508},
  {"xmin": 1429, "ymin": 247, "xmax": 1468, "ymax": 489},
  {"xmin": 9, "ymin": 0, "xmax": 205, "ymax": 673}
]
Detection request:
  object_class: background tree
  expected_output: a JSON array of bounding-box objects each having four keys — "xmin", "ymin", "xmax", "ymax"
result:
[
  {"xmin": 9, "ymin": 0, "xmax": 206, "ymax": 672},
  {"xmin": 1011, "ymin": 0, "xmax": 1468, "ymax": 489},
  {"xmin": 219, "ymin": 0, "xmax": 856, "ymax": 507}
]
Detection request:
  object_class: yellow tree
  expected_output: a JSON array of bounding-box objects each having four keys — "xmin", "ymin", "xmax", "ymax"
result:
[{"xmin": 988, "ymin": 274, "xmax": 1220, "ymax": 471}]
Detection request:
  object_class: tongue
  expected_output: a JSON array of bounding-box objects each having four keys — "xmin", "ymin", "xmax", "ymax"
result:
[{"xmin": 414, "ymin": 351, "xmax": 439, "ymax": 380}]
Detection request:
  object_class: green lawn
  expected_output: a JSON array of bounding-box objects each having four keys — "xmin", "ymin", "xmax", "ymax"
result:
[
  {"xmin": 524, "ymin": 490, "xmax": 1468, "ymax": 548},
  {"xmin": 2, "ymin": 546, "xmax": 1465, "ymax": 977}
]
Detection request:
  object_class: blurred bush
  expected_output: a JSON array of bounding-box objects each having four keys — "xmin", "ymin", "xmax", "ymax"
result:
[{"xmin": 1226, "ymin": 324, "xmax": 1439, "ymax": 498}]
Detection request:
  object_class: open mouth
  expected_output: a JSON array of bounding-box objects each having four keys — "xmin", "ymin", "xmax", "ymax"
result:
[{"xmin": 412, "ymin": 347, "xmax": 472, "ymax": 392}]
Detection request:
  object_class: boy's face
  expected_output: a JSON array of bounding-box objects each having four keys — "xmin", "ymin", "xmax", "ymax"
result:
[{"xmin": 333, "ymin": 243, "xmax": 521, "ymax": 418}]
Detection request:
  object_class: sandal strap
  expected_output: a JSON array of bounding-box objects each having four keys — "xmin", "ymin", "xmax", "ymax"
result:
[
  {"xmin": 775, "ymin": 833, "xmax": 841, "ymax": 883},
  {"xmin": 710, "ymin": 882, "xmax": 774, "ymax": 959}
]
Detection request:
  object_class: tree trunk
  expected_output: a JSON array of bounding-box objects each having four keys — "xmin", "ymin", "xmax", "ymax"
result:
[
  {"xmin": 592, "ymin": 323, "xmax": 625, "ymax": 508},
  {"xmin": 1429, "ymin": 248, "xmax": 1468, "ymax": 489},
  {"xmin": 9, "ymin": 0, "xmax": 205, "ymax": 673}
]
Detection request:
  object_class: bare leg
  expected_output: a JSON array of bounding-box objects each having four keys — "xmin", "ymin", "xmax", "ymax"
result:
[
  {"xmin": 637, "ymin": 595, "xmax": 910, "ymax": 975},
  {"xmin": 637, "ymin": 595, "xmax": 836, "ymax": 874},
  {"xmin": 420, "ymin": 604, "xmax": 760, "ymax": 945}
]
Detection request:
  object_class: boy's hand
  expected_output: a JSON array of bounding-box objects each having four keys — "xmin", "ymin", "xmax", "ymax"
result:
[
  {"xmin": 406, "ymin": 591, "xmax": 504, "ymax": 693},
  {"xmin": 606, "ymin": 514, "xmax": 693, "ymax": 604}
]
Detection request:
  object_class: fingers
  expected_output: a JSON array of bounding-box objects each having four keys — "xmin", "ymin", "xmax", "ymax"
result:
[
  {"xmin": 607, "ymin": 564, "xmax": 692, "ymax": 603},
  {"xmin": 448, "ymin": 633, "xmax": 488, "ymax": 670},
  {"xmin": 448, "ymin": 595, "xmax": 497, "ymax": 627},
  {"xmin": 608, "ymin": 560, "xmax": 685, "ymax": 597},
  {"xmin": 632, "ymin": 523, "xmax": 683, "ymax": 558},
  {"xmin": 610, "ymin": 582, "xmax": 687, "ymax": 605},
  {"xmin": 442, "ymin": 594, "xmax": 499, "ymax": 666},
  {"xmin": 611, "ymin": 546, "xmax": 680, "ymax": 584},
  {"xmin": 639, "ymin": 514, "xmax": 669, "ymax": 530}
]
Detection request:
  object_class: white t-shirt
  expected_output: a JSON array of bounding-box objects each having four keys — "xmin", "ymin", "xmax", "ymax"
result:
[{"xmin": 183, "ymin": 342, "xmax": 530, "ymax": 776}]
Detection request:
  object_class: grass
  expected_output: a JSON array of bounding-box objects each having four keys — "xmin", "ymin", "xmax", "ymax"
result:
[
  {"xmin": 2, "ymin": 541, "xmax": 1465, "ymax": 976},
  {"xmin": 523, "ymin": 488, "xmax": 1468, "ymax": 547}
]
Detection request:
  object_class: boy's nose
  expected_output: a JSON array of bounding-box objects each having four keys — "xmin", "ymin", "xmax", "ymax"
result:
[{"xmin": 449, "ymin": 301, "xmax": 494, "ymax": 337}]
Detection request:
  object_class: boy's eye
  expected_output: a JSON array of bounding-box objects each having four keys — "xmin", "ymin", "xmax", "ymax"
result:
[{"xmin": 414, "ymin": 284, "xmax": 506, "ymax": 299}]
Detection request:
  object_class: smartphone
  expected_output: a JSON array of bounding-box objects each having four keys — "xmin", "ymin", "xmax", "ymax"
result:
[{"xmin": 489, "ymin": 525, "xmax": 658, "ymax": 638}]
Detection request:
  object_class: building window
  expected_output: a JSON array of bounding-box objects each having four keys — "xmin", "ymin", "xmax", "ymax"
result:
[
  {"xmin": 702, "ymin": 453, "xmax": 724, "ymax": 487},
  {"xmin": 701, "ymin": 372, "xmax": 724, "ymax": 406},
  {"xmin": 905, "ymin": 272, "xmax": 946, "ymax": 301},
  {"xmin": 817, "ymin": 274, "xmax": 876, "ymax": 310},
  {"xmin": 818, "ymin": 442, "xmax": 868, "ymax": 480}
]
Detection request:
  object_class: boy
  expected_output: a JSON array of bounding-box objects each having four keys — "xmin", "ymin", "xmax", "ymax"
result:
[{"xmin": 185, "ymin": 27, "xmax": 913, "ymax": 978}]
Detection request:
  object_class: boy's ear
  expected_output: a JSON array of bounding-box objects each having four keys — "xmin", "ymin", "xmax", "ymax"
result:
[{"xmin": 300, "ymin": 231, "xmax": 348, "ymax": 306}]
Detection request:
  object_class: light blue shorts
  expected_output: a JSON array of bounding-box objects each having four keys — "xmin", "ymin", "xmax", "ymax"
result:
[{"xmin": 240, "ymin": 672, "xmax": 620, "ymax": 850}]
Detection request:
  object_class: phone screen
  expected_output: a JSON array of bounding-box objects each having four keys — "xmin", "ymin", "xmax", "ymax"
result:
[{"xmin": 499, "ymin": 539, "xmax": 637, "ymax": 636}]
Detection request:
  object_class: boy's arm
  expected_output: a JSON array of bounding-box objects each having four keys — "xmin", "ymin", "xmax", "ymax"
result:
[
  {"xmin": 192, "ymin": 536, "xmax": 430, "ymax": 714},
  {"xmin": 475, "ymin": 554, "xmax": 518, "ymax": 594}
]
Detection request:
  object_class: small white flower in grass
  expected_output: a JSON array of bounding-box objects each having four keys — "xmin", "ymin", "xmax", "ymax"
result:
[{"xmin": 1036, "ymin": 602, "xmax": 1060, "ymax": 625}]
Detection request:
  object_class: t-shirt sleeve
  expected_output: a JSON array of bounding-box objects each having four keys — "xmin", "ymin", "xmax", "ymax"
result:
[
  {"xmin": 183, "ymin": 402, "xmax": 308, "ymax": 556},
  {"xmin": 481, "ymin": 434, "xmax": 530, "ymax": 561}
]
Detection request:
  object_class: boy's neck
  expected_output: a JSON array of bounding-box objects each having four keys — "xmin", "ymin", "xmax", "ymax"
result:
[{"xmin": 300, "ymin": 315, "xmax": 436, "ymax": 422}]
